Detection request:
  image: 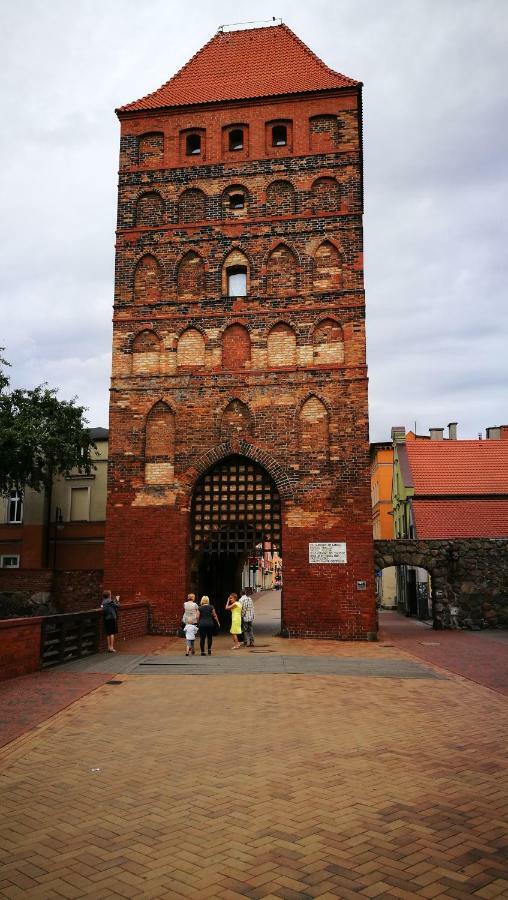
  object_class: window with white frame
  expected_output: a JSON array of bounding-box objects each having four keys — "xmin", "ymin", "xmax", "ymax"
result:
[
  {"xmin": 1, "ymin": 555, "xmax": 20, "ymax": 568},
  {"xmin": 7, "ymin": 490, "xmax": 23, "ymax": 524}
]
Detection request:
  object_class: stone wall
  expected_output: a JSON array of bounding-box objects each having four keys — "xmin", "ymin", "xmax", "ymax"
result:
[
  {"xmin": 374, "ymin": 539, "xmax": 508, "ymax": 624},
  {"xmin": 0, "ymin": 569, "xmax": 104, "ymax": 618}
]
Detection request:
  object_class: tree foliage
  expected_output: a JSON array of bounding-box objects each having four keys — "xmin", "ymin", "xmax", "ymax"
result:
[{"xmin": 0, "ymin": 353, "xmax": 95, "ymax": 494}]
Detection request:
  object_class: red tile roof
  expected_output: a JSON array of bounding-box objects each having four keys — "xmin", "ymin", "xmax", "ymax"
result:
[
  {"xmin": 118, "ymin": 25, "xmax": 359, "ymax": 113},
  {"xmin": 412, "ymin": 499, "xmax": 508, "ymax": 538},
  {"xmin": 405, "ymin": 441, "xmax": 508, "ymax": 495}
]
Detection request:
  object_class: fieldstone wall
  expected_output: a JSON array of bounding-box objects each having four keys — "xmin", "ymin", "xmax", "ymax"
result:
[{"xmin": 374, "ymin": 539, "xmax": 508, "ymax": 625}]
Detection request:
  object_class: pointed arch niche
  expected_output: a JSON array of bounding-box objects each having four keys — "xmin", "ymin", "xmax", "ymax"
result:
[
  {"xmin": 313, "ymin": 241, "xmax": 343, "ymax": 292},
  {"xmin": 144, "ymin": 401, "xmax": 175, "ymax": 484},
  {"xmin": 298, "ymin": 397, "xmax": 329, "ymax": 454},
  {"xmin": 267, "ymin": 323, "xmax": 297, "ymax": 367},
  {"xmin": 312, "ymin": 319, "xmax": 344, "ymax": 365},
  {"xmin": 131, "ymin": 329, "xmax": 161, "ymax": 375},
  {"xmin": 221, "ymin": 324, "xmax": 251, "ymax": 370},
  {"xmin": 133, "ymin": 255, "xmax": 162, "ymax": 304},
  {"xmin": 220, "ymin": 400, "xmax": 253, "ymax": 442},
  {"xmin": 266, "ymin": 244, "xmax": 297, "ymax": 296},
  {"xmin": 177, "ymin": 252, "xmax": 205, "ymax": 298},
  {"xmin": 177, "ymin": 328, "xmax": 205, "ymax": 367}
]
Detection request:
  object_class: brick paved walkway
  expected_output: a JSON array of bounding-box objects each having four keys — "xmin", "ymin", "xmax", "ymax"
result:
[
  {"xmin": 1, "ymin": 597, "xmax": 507, "ymax": 898},
  {"xmin": 379, "ymin": 611, "xmax": 508, "ymax": 697}
]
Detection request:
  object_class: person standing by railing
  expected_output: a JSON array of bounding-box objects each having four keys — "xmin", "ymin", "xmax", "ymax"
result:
[{"xmin": 101, "ymin": 590, "xmax": 120, "ymax": 653}]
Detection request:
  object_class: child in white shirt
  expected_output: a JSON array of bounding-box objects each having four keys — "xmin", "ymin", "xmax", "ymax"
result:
[{"xmin": 184, "ymin": 622, "xmax": 198, "ymax": 655}]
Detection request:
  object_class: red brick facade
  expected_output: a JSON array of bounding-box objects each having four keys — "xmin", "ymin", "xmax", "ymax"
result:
[{"xmin": 104, "ymin": 25, "xmax": 376, "ymax": 638}]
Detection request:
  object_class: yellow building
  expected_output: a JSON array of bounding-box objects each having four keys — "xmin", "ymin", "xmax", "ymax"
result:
[{"xmin": 370, "ymin": 441, "xmax": 396, "ymax": 607}]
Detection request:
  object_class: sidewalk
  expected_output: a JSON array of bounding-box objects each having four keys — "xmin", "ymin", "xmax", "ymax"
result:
[
  {"xmin": 0, "ymin": 599, "xmax": 507, "ymax": 898},
  {"xmin": 380, "ymin": 610, "xmax": 508, "ymax": 697}
]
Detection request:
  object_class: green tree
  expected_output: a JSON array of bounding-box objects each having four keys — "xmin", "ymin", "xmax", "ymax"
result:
[{"xmin": 0, "ymin": 353, "xmax": 95, "ymax": 495}]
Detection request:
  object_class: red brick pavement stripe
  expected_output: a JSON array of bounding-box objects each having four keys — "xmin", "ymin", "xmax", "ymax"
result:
[
  {"xmin": 380, "ymin": 611, "xmax": 508, "ymax": 696},
  {"xmin": 0, "ymin": 670, "xmax": 112, "ymax": 748}
]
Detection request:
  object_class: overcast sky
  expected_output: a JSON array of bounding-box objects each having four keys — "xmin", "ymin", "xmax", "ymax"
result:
[{"xmin": 1, "ymin": 0, "xmax": 507, "ymax": 441}]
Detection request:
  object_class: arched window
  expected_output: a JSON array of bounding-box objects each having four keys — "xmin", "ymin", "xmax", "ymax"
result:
[
  {"xmin": 222, "ymin": 250, "xmax": 250, "ymax": 297},
  {"xmin": 313, "ymin": 242, "xmax": 343, "ymax": 292},
  {"xmin": 311, "ymin": 177, "xmax": 340, "ymax": 213},
  {"xmin": 132, "ymin": 330, "xmax": 161, "ymax": 375},
  {"xmin": 133, "ymin": 255, "xmax": 161, "ymax": 303},
  {"xmin": 266, "ymin": 245, "xmax": 297, "ymax": 296},
  {"xmin": 186, "ymin": 133, "xmax": 201, "ymax": 155},
  {"xmin": 267, "ymin": 323, "xmax": 297, "ymax": 367},
  {"xmin": 266, "ymin": 180, "xmax": 296, "ymax": 216},
  {"xmin": 298, "ymin": 397, "xmax": 329, "ymax": 453},
  {"xmin": 138, "ymin": 133, "xmax": 164, "ymax": 166},
  {"xmin": 144, "ymin": 401, "xmax": 175, "ymax": 484},
  {"xmin": 222, "ymin": 185, "xmax": 248, "ymax": 218},
  {"xmin": 272, "ymin": 124, "xmax": 287, "ymax": 146},
  {"xmin": 178, "ymin": 189, "xmax": 206, "ymax": 223},
  {"xmin": 177, "ymin": 328, "xmax": 205, "ymax": 367},
  {"xmin": 229, "ymin": 129, "xmax": 244, "ymax": 151},
  {"xmin": 312, "ymin": 319, "xmax": 344, "ymax": 365},
  {"xmin": 221, "ymin": 325, "xmax": 251, "ymax": 369},
  {"xmin": 177, "ymin": 252, "xmax": 205, "ymax": 297},
  {"xmin": 220, "ymin": 400, "xmax": 253, "ymax": 441},
  {"xmin": 135, "ymin": 192, "xmax": 164, "ymax": 227}
]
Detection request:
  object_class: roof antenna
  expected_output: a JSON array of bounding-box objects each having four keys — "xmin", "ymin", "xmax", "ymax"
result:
[{"xmin": 218, "ymin": 17, "xmax": 282, "ymax": 33}]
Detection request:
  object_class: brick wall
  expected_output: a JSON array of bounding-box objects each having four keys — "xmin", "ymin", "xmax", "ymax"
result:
[
  {"xmin": 0, "ymin": 602, "xmax": 150, "ymax": 682},
  {"xmin": 0, "ymin": 568, "xmax": 53, "ymax": 594},
  {"xmin": 0, "ymin": 617, "xmax": 42, "ymax": 681},
  {"xmin": 104, "ymin": 81, "xmax": 376, "ymax": 638}
]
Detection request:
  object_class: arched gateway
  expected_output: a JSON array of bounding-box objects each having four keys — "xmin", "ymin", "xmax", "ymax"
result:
[
  {"xmin": 191, "ymin": 455, "xmax": 281, "ymax": 616},
  {"xmin": 104, "ymin": 25, "xmax": 376, "ymax": 639}
]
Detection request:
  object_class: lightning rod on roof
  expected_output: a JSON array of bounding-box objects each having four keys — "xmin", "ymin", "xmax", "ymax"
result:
[{"xmin": 218, "ymin": 17, "xmax": 282, "ymax": 33}]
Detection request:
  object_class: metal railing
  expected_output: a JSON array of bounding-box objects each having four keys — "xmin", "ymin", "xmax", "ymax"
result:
[{"xmin": 40, "ymin": 611, "xmax": 100, "ymax": 668}]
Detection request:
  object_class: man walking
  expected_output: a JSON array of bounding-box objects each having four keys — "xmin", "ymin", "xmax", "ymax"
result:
[{"xmin": 240, "ymin": 588, "xmax": 255, "ymax": 647}]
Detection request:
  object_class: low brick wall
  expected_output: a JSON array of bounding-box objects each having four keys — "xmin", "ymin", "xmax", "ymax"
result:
[
  {"xmin": 0, "ymin": 602, "xmax": 151, "ymax": 682},
  {"xmin": 98, "ymin": 602, "xmax": 151, "ymax": 650},
  {"xmin": 0, "ymin": 616, "xmax": 43, "ymax": 682}
]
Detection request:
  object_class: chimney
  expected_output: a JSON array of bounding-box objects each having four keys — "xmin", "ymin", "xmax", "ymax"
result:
[
  {"xmin": 447, "ymin": 422, "xmax": 458, "ymax": 440},
  {"xmin": 391, "ymin": 426, "xmax": 406, "ymax": 444},
  {"xmin": 489, "ymin": 425, "xmax": 508, "ymax": 440},
  {"xmin": 429, "ymin": 428, "xmax": 444, "ymax": 441}
]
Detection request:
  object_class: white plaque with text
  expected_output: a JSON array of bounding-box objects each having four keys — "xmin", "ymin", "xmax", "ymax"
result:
[{"xmin": 309, "ymin": 542, "xmax": 347, "ymax": 564}]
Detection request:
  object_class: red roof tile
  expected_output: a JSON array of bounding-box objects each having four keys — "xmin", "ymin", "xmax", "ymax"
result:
[
  {"xmin": 405, "ymin": 441, "xmax": 508, "ymax": 495},
  {"xmin": 412, "ymin": 499, "xmax": 508, "ymax": 539},
  {"xmin": 118, "ymin": 24, "xmax": 358, "ymax": 113}
]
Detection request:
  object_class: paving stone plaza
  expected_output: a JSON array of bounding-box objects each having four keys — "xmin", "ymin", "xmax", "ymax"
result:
[{"xmin": 1, "ymin": 594, "xmax": 507, "ymax": 899}]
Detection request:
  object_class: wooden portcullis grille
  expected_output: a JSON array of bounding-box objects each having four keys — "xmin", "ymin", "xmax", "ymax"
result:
[
  {"xmin": 41, "ymin": 611, "xmax": 100, "ymax": 668},
  {"xmin": 191, "ymin": 456, "xmax": 281, "ymax": 555}
]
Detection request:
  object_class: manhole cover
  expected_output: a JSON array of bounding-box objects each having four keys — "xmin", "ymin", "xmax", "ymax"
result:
[
  {"xmin": 420, "ymin": 642, "xmax": 440, "ymax": 646},
  {"xmin": 249, "ymin": 649, "xmax": 275, "ymax": 653},
  {"xmin": 105, "ymin": 680, "xmax": 123, "ymax": 685}
]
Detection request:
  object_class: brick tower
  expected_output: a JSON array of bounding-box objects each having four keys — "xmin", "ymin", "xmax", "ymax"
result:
[{"xmin": 104, "ymin": 23, "xmax": 376, "ymax": 638}]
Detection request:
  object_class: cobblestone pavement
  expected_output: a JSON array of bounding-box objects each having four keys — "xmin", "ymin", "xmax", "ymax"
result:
[{"xmin": 0, "ymin": 595, "xmax": 507, "ymax": 898}]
